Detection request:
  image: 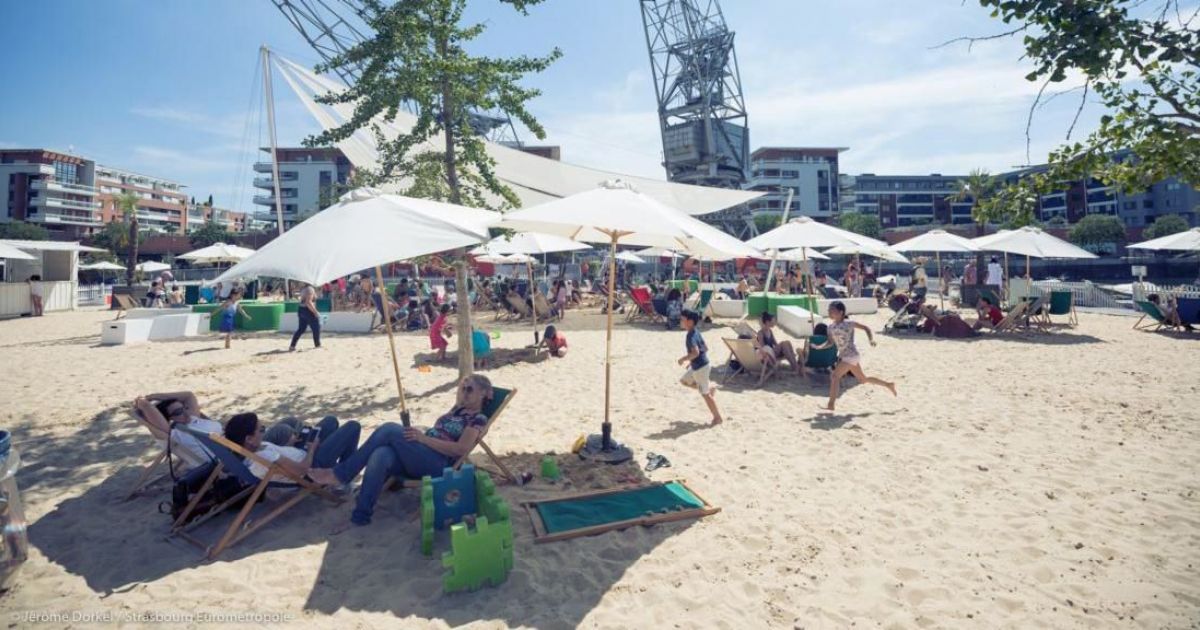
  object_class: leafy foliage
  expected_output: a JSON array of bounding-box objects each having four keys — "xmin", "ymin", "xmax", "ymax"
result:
[
  {"xmin": 1141, "ymin": 213, "xmax": 1190, "ymax": 239},
  {"xmin": 189, "ymin": 220, "xmax": 235, "ymax": 247},
  {"xmin": 91, "ymin": 221, "xmax": 145, "ymax": 254},
  {"xmin": 836, "ymin": 212, "xmax": 882, "ymax": 239},
  {"xmin": 753, "ymin": 214, "xmax": 781, "ymax": 234},
  {"xmin": 969, "ymin": 0, "xmax": 1200, "ymax": 191},
  {"xmin": 0, "ymin": 221, "xmax": 49, "ymax": 240},
  {"xmin": 112, "ymin": 192, "xmax": 142, "ymax": 284},
  {"xmin": 1069, "ymin": 214, "xmax": 1127, "ymax": 245}
]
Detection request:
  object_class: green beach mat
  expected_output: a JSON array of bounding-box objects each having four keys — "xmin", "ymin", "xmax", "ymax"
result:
[{"xmin": 526, "ymin": 481, "xmax": 718, "ymax": 542}]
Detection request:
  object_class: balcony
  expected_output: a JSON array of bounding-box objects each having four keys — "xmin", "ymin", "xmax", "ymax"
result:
[
  {"xmin": 29, "ymin": 212, "xmax": 102, "ymax": 227},
  {"xmin": 253, "ymin": 194, "xmax": 276, "ymax": 206},
  {"xmin": 136, "ymin": 211, "xmax": 179, "ymax": 223},
  {"xmin": 38, "ymin": 197, "xmax": 102, "ymax": 212},
  {"xmin": 31, "ymin": 179, "xmax": 98, "ymax": 197}
]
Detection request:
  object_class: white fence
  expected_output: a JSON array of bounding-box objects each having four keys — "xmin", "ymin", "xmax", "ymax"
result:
[{"xmin": 77, "ymin": 284, "xmax": 112, "ymax": 307}]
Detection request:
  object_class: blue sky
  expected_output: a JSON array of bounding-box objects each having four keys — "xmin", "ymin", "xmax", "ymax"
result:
[{"xmin": 0, "ymin": 0, "xmax": 1113, "ymax": 215}]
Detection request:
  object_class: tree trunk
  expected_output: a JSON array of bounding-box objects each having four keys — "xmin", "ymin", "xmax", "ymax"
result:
[
  {"xmin": 127, "ymin": 214, "xmax": 138, "ymax": 286},
  {"xmin": 440, "ymin": 31, "xmax": 474, "ymax": 379}
]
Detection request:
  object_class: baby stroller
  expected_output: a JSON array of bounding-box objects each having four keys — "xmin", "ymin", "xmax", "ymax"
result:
[{"xmin": 883, "ymin": 291, "xmax": 926, "ymax": 332}]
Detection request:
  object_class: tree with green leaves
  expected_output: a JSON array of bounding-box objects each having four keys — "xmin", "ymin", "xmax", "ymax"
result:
[
  {"xmin": 753, "ymin": 213, "xmax": 781, "ymax": 235},
  {"xmin": 1069, "ymin": 214, "xmax": 1126, "ymax": 247},
  {"xmin": 0, "ymin": 221, "xmax": 49, "ymax": 241},
  {"xmin": 1141, "ymin": 213, "xmax": 1190, "ymax": 239},
  {"xmin": 113, "ymin": 192, "xmax": 142, "ymax": 285},
  {"xmin": 836, "ymin": 212, "xmax": 882, "ymax": 239},
  {"xmin": 308, "ymin": 0, "xmax": 561, "ymax": 378},
  {"xmin": 190, "ymin": 220, "xmax": 235, "ymax": 248},
  {"xmin": 949, "ymin": 1, "xmax": 1199, "ymax": 195}
]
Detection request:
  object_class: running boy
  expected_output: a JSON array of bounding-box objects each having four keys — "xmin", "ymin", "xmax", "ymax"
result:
[
  {"xmin": 219, "ymin": 289, "xmax": 251, "ymax": 350},
  {"xmin": 677, "ymin": 309, "xmax": 722, "ymax": 425}
]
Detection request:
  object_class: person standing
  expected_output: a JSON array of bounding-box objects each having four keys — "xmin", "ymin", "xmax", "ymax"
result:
[
  {"xmin": 219, "ymin": 289, "xmax": 250, "ymax": 350},
  {"xmin": 940, "ymin": 264, "xmax": 953, "ymax": 297},
  {"xmin": 963, "ymin": 260, "xmax": 977, "ymax": 286},
  {"xmin": 985, "ymin": 256, "xmax": 1004, "ymax": 295},
  {"xmin": 290, "ymin": 283, "xmax": 322, "ymax": 351},
  {"xmin": 27, "ymin": 275, "xmax": 43, "ymax": 316},
  {"xmin": 429, "ymin": 303, "xmax": 452, "ymax": 361},
  {"xmin": 911, "ymin": 258, "xmax": 929, "ymax": 301},
  {"xmin": 677, "ymin": 309, "xmax": 722, "ymax": 425}
]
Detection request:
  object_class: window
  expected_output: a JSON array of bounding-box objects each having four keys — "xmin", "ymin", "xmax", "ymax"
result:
[{"xmin": 54, "ymin": 161, "xmax": 79, "ymax": 185}]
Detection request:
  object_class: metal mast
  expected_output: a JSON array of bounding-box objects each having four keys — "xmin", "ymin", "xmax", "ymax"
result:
[
  {"xmin": 270, "ymin": 0, "xmax": 522, "ymax": 144},
  {"xmin": 640, "ymin": 0, "xmax": 752, "ymax": 235}
]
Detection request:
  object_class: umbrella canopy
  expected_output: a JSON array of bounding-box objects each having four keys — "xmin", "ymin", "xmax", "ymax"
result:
[
  {"xmin": 971, "ymin": 226, "xmax": 1097, "ymax": 259},
  {"xmin": 213, "ymin": 188, "xmax": 497, "ymax": 286},
  {"xmin": 614, "ymin": 251, "xmax": 645, "ymax": 264},
  {"xmin": 178, "ymin": 242, "xmax": 256, "ymax": 264},
  {"xmin": 470, "ymin": 231, "xmax": 590, "ymax": 256},
  {"xmin": 474, "ymin": 253, "xmax": 513, "ymax": 264},
  {"xmin": 635, "ymin": 246, "xmax": 683, "ymax": 259},
  {"xmin": 79, "ymin": 261, "xmax": 126, "ymax": 271},
  {"xmin": 776, "ymin": 248, "xmax": 831, "ymax": 261},
  {"xmin": 747, "ymin": 216, "xmax": 889, "ymax": 251},
  {"xmin": 0, "ymin": 242, "xmax": 36, "ymax": 260},
  {"xmin": 823, "ymin": 243, "xmax": 910, "ymax": 264},
  {"xmin": 502, "ymin": 253, "xmax": 538, "ymax": 264},
  {"xmin": 1128, "ymin": 227, "xmax": 1200, "ymax": 252},
  {"xmin": 135, "ymin": 261, "xmax": 171, "ymax": 273},
  {"xmin": 891, "ymin": 229, "xmax": 981, "ymax": 253}
]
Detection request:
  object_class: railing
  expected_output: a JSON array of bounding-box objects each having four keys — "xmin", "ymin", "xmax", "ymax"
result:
[
  {"xmin": 76, "ymin": 283, "xmax": 112, "ymax": 306},
  {"xmin": 1032, "ymin": 280, "xmax": 1130, "ymax": 309},
  {"xmin": 34, "ymin": 212, "xmax": 102, "ymax": 226},
  {"xmin": 31, "ymin": 179, "xmax": 98, "ymax": 195},
  {"xmin": 1130, "ymin": 282, "xmax": 1200, "ymax": 301},
  {"xmin": 42, "ymin": 197, "xmax": 101, "ymax": 211}
]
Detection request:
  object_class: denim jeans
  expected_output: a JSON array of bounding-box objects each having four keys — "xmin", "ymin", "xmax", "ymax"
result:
[
  {"xmin": 331, "ymin": 422, "xmax": 452, "ymax": 525},
  {"xmin": 311, "ymin": 416, "xmax": 360, "ymax": 469},
  {"xmin": 291, "ymin": 308, "xmax": 321, "ymax": 349}
]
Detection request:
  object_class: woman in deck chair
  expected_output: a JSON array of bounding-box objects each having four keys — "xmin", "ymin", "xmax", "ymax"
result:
[
  {"xmin": 309, "ymin": 374, "xmax": 495, "ymax": 529},
  {"xmin": 755, "ymin": 312, "xmax": 799, "ymax": 381}
]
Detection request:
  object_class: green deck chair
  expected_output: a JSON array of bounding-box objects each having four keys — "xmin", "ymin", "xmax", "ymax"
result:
[
  {"xmin": 1133, "ymin": 300, "xmax": 1172, "ymax": 331},
  {"xmin": 804, "ymin": 335, "xmax": 838, "ymax": 369}
]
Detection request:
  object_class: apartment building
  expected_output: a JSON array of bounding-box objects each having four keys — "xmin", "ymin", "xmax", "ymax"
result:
[
  {"xmin": 851, "ymin": 174, "xmax": 974, "ymax": 229},
  {"xmin": 186, "ymin": 204, "xmax": 248, "ymax": 233},
  {"xmin": 0, "ymin": 149, "xmax": 102, "ymax": 239},
  {"xmin": 743, "ymin": 147, "xmax": 845, "ymax": 220},
  {"xmin": 252, "ymin": 147, "xmax": 353, "ymax": 226},
  {"xmin": 95, "ymin": 165, "xmax": 188, "ymax": 234}
]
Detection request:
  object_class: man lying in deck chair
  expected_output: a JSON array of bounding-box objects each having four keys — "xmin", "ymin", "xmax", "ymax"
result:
[
  {"xmin": 128, "ymin": 394, "xmax": 218, "ymax": 500},
  {"xmin": 169, "ymin": 415, "xmax": 356, "ymax": 559},
  {"xmin": 308, "ymin": 374, "xmax": 515, "ymax": 532}
]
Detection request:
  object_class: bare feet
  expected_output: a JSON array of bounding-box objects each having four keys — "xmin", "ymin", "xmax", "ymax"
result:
[
  {"xmin": 711, "ymin": 416, "xmax": 723, "ymax": 425},
  {"xmin": 886, "ymin": 382, "xmax": 898, "ymax": 397},
  {"xmin": 821, "ymin": 403, "xmax": 835, "ymax": 412}
]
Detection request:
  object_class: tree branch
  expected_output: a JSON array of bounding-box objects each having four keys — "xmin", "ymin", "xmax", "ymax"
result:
[
  {"xmin": 931, "ymin": 25, "xmax": 1029, "ymax": 52},
  {"xmin": 1067, "ymin": 80, "xmax": 1091, "ymax": 140}
]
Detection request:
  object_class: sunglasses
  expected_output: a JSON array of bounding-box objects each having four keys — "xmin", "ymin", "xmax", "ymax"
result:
[{"xmin": 461, "ymin": 385, "xmax": 475, "ymax": 394}]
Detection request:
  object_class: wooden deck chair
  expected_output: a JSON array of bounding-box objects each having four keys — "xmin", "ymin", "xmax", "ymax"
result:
[
  {"xmin": 533, "ymin": 292, "xmax": 554, "ymax": 319},
  {"xmin": 732, "ymin": 319, "xmax": 757, "ymax": 339},
  {"xmin": 1132, "ymin": 300, "xmax": 1174, "ymax": 331},
  {"xmin": 803, "ymin": 335, "xmax": 839, "ymax": 370},
  {"xmin": 625, "ymin": 287, "xmax": 659, "ymax": 323},
  {"xmin": 1022, "ymin": 293, "xmax": 1051, "ymax": 331},
  {"xmin": 695, "ymin": 289, "xmax": 715, "ymax": 318},
  {"xmin": 990, "ymin": 301, "xmax": 1030, "ymax": 333},
  {"xmin": 124, "ymin": 413, "xmax": 212, "ymax": 500},
  {"xmin": 722, "ymin": 338, "xmax": 777, "ymax": 385},
  {"xmin": 1046, "ymin": 291, "xmax": 1078, "ymax": 327},
  {"xmin": 399, "ymin": 387, "xmax": 518, "ymax": 488},
  {"xmin": 506, "ymin": 294, "xmax": 532, "ymax": 320},
  {"xmin": 112, "ymin": 293, "xmax": 139, "ymax": 319},
  {"xmin": 169, "ymin": 427, "xmax": 342, "ymax": 560}
]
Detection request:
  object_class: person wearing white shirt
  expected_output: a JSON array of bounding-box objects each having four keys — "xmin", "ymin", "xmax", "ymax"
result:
[
  {"xmin": 223, "ymin": 413, "xmax": 361, "ymax": 483},
  {"xmin": 985, "ymin": 257, "xmax": 1004, "ymax": 289}
]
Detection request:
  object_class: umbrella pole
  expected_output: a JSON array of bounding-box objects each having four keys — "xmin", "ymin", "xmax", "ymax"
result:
[
  {"xmin": 529, "ymin": 261, "xmax": 538, "ymax": 353},
  {"xmin": 602, "ymin": 233, "xmax": 619, "ymax": 450},
  {"xmin": 803, "ymin": 248, "xmax": 815, "ymax": 328},
  {"xmin": 937, "ymin": 251, "xmax": 945, "ymax": 310},
  {"xmin": 374, "ymin": 265, "xmax": 410, "ymax": 426},
  {"xmin": 1004, "ymin": 252, "xmax": 1010, "ymax": 304},
  {"xmin": 1026, "ymin": 255, "xmax": 1031, "ymax": 279}
]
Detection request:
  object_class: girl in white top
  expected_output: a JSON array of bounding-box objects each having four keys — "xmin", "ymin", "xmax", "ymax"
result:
[{"xmin": 823, "ymin": 301, "xmax": 897, "ymax": 412}]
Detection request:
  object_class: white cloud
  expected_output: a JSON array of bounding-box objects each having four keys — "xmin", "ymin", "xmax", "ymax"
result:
[{"xmin": 130, "ymin": 106, "xmax": 248, "ymax": 140}]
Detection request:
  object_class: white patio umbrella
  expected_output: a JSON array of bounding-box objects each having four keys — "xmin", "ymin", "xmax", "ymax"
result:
[
  {"xmin": 614, "ymin": 251, "xmax": 645, "ymax": 264},
  {"xmin": 891, "ymin": 229, "xmax": 980, "ymax": 309},
  {"xmin": 972, "ymin": 226, "xmax": 1097, "ymax": 277},
  {"xmin": 635, "ymin": 246, "xmax": 682, "ymax": 282},
  {"xmin": 1128, "ymin": 227, "xmax": 1200, "ymax": 252},
  {"xmin": 776, "ymin": 247, "xmax": 831, "ymax": 262},
  {"xmin": 747, "ymin": 217, "xmax": 877, "ymax": 318},
  {"xmin": 135, "ymin": 261, "xmax": 171, "ymax": 273},
  {"xmin": 500, "ymin": 179, "xmax": 747, "ymax": 460},
  {"xmin": 178, "ymin": 242, "xmax": 256, "ymax": 265},
  {"xmin": 823, "ymin": 243, "xmax": 910, "ymax": 264},
  {"xmin": 213, "ymin": 187, "xmax": 498, "ymax": 424},
  {"xmin": 0, "ymin": 243, "xmax": 36, "ymax": 260}
]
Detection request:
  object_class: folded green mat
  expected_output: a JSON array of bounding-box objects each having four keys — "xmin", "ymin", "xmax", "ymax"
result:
[{"xmin": 535, "ymin": 482, "xmax": 705, "ymax": 534}]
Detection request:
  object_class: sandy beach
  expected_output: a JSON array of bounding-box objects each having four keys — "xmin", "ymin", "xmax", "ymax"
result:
[{"xmin": 1, "ymin": 305, "xmax": 1198, "ymax": 628}]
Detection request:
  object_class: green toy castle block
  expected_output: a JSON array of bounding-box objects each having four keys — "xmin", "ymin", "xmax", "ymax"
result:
[
  {"xmin": 441, "ymin": 516, "xmax": 514, "ymax": 593},
  {"xmin": 420, "ymin": 476, "xmax": 435, "ymax": 556},
  {"xmin": 429, "ymin": 466, "xmax": 478, "ymax": 530}
]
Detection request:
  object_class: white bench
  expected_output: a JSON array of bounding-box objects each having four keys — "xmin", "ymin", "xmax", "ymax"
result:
[
  {"xmin": 101, "ymin": 319, "xmax": 154, "ymax": 345},
  {"xmin": 777, "ymin": 305, "xmax": 817, "ymax": 339},
  {"xmin": 149, "ymin": 313, "xmax": 209, "ymax": 340},
  {"xmin": 816, "ymin": 297, "xmax": 877, "ymax": 315},
  {"xmin": 125, "ymin": 307, "xmax": 190, "ymax": 319},
  {"xmin": 709, "ymin": 298, "xmax": 744, "ymax": 319},
  {"xmin": 278, "ymin": 311, "xmax": 374, "ymax": 334}
]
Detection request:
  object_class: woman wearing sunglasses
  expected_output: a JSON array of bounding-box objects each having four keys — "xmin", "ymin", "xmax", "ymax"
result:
[
  {"xmin": 308, "ymin": 374, "xmax": 494, "ymax": 530},
  {"xmin": 134, "ymin": 391, "xmax": 222, "ymax": 459}
]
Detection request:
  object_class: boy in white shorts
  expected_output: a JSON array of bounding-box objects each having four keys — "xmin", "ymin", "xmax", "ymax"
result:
[{"xmin": 677, "ymin": 309, "xmax": 723, "ymax": 425}]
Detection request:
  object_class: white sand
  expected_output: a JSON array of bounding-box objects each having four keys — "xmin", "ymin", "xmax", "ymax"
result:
[{"xmin": 0, "ymin": 306, "xmax": 1197, "ymax": 628}]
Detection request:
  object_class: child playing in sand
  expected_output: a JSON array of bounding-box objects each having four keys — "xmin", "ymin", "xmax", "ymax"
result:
[
  {"xmin": 430, "ymin": 303, "xmax": 452, "ymax": 361},
  {"xmin": 537, "ymin": 325, "xmax": 568, "ymax": 357},
  {"xmin": 823, "ymin": 300, "xmax": 896, "ymax": 411},
  {"xmin": 677, "ymin": 309, "xmax": 722, "ymax": 425},
  {"xmin": 219, "ymin": 289, "xmax": 251, "ymax": 350}
]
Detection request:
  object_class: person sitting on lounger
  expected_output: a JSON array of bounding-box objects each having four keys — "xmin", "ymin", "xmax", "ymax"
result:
[
  {"xmin": 755, "ymin": 312, "xmax": 799, "ymax": 381},
  {"xmin": 308, "ymin": 375, "xmax": 495, "ymax": 529},
  {"xmin": 970, "ymin": 296, "xmax": 1005, "ymax": 331},
  {"xmin": 134, "ymin": 391, "xmax": 222, "ymax": 458},
  {"xmin": 223, "ymin": 412, "xmax": 361, "ymax": 483},
  {"xmin": 1148, "ymin": 294, "xmax": 1186, "ymax": 329},
  {"xmin": 665, "ymin": 288, "xmax": 683, "ymax": 330}
]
